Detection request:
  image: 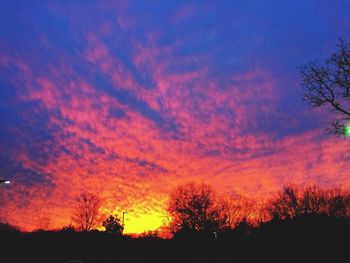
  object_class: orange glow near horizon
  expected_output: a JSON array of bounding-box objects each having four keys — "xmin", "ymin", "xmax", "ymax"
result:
[{"xmin": 122, "ymin": 212, "xmax": 165, "ymax": 234}]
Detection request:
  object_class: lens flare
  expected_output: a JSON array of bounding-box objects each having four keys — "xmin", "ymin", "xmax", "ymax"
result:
[
  {"xmin": 0, "ymin": 180, "xmax": 10, "ymax": 184},
  {"xmin": 344, "ymin": 125, "xmax": 350, "ymax": 137}
]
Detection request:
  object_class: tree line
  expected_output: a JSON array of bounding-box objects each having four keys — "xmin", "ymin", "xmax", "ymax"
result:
[
  {"xmin": 166, "ymin": 182, "xmax": 350, "ymax": 237},
  {"xmin": 55, "ymin": 182, "xmax": 350, "ymax": 238},
  {"xmin": 1, "ymin": 182, "xmax": 350, "ymax": 263}
]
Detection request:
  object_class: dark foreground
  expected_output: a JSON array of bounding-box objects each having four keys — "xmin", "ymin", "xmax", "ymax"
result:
[{"xmin": 1, "ymin": 215, "xmax": 349, "ymax": 263}]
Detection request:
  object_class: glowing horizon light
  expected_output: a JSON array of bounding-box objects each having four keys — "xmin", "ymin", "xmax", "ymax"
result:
[
  {"xmin": 121, "ymin": 212, "xmax": 165, "ymax": 234},
  {"xmin": 0, "ymin": 180, "xmax": 10, "ymax": 184}
]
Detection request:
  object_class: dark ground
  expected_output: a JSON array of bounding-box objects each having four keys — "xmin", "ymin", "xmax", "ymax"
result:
[{"xmin": 1, "ymin": 215, "xmax": 349, "ymax": 263}]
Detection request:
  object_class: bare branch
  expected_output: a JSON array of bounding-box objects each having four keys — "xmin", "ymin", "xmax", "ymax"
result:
[
  {"xmin": 301, "ymin": 38, "xmax": 350, "ymax": 135},
  {"xmin": 72, "ymin": 192, "xmax": 101, "ymax": 231}
]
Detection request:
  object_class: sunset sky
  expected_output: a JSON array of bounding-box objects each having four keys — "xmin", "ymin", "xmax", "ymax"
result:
[{"xmin": 0, "ymin": 0, "xmax": 350, "ymax": 234}]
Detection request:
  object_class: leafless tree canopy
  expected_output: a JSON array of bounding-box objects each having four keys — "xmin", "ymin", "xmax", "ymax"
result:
[
  {"xmin": 301, "ymin": 39, "xmax": 350, "ymax": 135},
  {"xmin": 167, "ymin": 183, "xmax": 228, "ymax": 234},
  {"xmin": 219, "ymin": 194, "xmax": 255, "ymax": 228},
  {"xmin": 72, "ymin": 192, "xmax": 101, "ymax": 231},
  {"xmin": 267, "ymin": 184, "xmax": 350, "ymax": 220}
]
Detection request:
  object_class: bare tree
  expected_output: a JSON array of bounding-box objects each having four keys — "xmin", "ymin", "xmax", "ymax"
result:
[
  {"xmin": 301, "ymin": 38, "xmax": 350, "ymax": 136},
  {"xmin": 267, "ymin": 184, "xmax": 350, "ymax": 220},
  {"xmin": 219, "ymin": 194, "xmax": 255, "ymax": 229},
  {"xmin": 167, "ymin": 182, "xmax": 227, "ymax": 234},
  {"xmin": 326, "ymin": 188, "xmax": 350, "ymax": 217},
  {"xmin": 72, "ymin": 192, "xmax": 101, "ymax": 231}
]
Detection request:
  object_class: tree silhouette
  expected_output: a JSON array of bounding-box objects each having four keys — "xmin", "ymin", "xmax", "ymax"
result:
[
  {"xmin": 325, "ymin": 188, "xmax": 350, "ymax": 217},
  {"xmin": 72, "ymin": 192, "xmax": 101, "ymax": 231},
  {"xmin": 219, "ymin": 194, "xmax": 255, "ymax": 229},
  {"xmin": 60, "ymin": 223, "xmax": 75, "ymax": 232},
  {"xmin": 267, "ymin": 184, "xmax": 350, "ymax": 220},
  {"xmin": 102, "ymin": 214, "xmax": 123, "ymax": 235},
  {"xmin": 167, "ymin": 182, "xmax": 227, "ymax": 234},
  {"xmin": 0, "ymin": 222, "xmax": 19, "ymax": 233},
  {"xmin": 301, "ymin": 38, "xmax": 350, "ymax": 136}
]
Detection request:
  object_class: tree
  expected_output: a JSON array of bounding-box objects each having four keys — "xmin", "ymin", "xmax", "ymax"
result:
[
  {"xmin": 326, "ymin": 188, "xmax": 350, "ymax": 217},
  {"xmin": 167, "ymin": 182, "xmax": 227, "ymax": 234},
  {"xmin": 268, "ymin": 184, "xmax": 323, "ymax": 220},
  {"xmin": 267, "ymin": 184, "xmax": 350, "ymax": 220},
  {"xmin": 219, "ymin": 194, "xmax": 255, "ymax": 229},
  {"xmin": 72, "ymin": 192, "xmax": 101, "ymax": 231},
  {"xmin": 301, "ymin": 38, "xmax": 350, "ymax": 136},
  {"xmin": 102, "ymin": 214, "xmax": 123, "ymax": 235}
]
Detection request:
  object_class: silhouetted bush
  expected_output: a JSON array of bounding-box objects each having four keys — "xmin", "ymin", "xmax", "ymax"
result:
[
  {"xmin": 102, "ymin": 214, "xmax": 123, "ymax": 235},
  {"xmin": 0, "ymin": 222, "xmax": 20, "ymax": 233}
]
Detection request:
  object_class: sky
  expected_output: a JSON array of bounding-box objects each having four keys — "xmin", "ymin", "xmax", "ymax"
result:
[{"xmin": 0, "ymin": 0, "xmax": 350, "ymax": 234}]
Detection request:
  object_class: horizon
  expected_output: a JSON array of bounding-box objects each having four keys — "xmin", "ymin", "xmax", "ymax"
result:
[{"xmin": 0, "ymin": 0, "xmax": 350, "ymax": 234}]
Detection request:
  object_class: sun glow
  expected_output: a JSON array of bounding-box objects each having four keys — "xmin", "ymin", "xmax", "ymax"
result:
[
  {"xmin": 101, "ymin": 200, "xmax": 169, "ymax": 235},
  {"xmin": 121, "ymin": 211, "xmax": 166, "ymax": 235}
]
